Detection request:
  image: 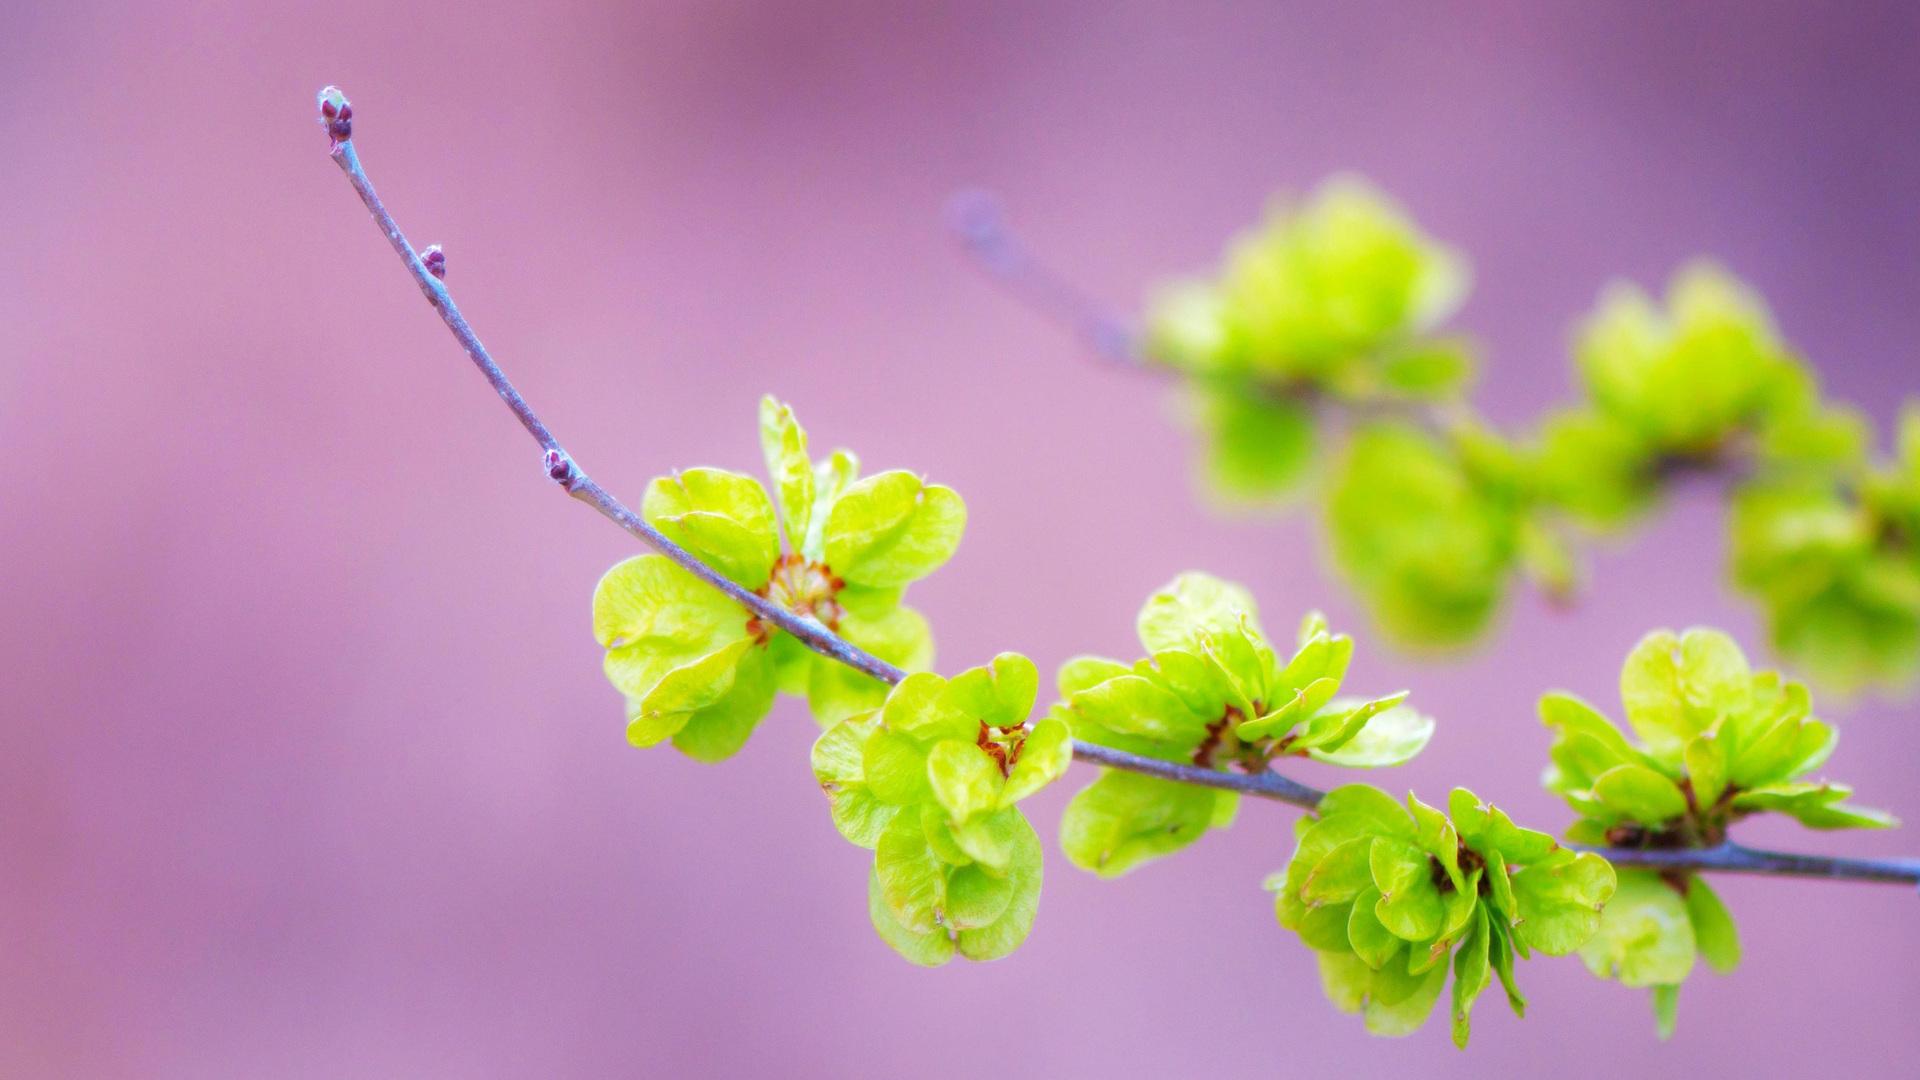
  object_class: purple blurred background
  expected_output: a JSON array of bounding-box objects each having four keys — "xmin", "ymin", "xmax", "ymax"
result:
[{"xmin": 5, "ymin": 1, "xmax": 1920, "ymax": 1075}]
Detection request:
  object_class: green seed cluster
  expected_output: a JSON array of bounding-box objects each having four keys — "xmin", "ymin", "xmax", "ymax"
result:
[
  {"xmin": 1144, "ymin": 177, "xmax": 1920, "ymax": 688},
  {"xmin": 1054, "ymin": 573, "xmax": 1429, "ymax": 876}
]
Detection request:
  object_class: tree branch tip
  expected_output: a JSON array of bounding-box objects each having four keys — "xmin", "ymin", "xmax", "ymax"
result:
[
  {"xmin": 544, "ymin": 449, "xmax": 580, "ymax": 489},
  {"xmin": 317, "ymin": 86, "xmax": 354, "ymax": 143},
  {"xmin": 944, "ymin": 189, "xmax": 1009, "ymax": 252}
]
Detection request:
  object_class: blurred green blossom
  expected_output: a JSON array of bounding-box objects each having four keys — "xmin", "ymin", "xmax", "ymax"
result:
[
  {"xmin": 1055, "ymin": 573, "xmax": 1430, "ymax": 876},
  {"xmin": 1731, "ymin": 404, "xmax": 1920, "ymax": 690},
  {"xmin": 591, "ymin": 397, "xmax": 964, "ymax": 760},
  {"xmin": 1540, "ymin": 627, "xmax": 1894, "ymax": 1032},
  {"xmin": 811, "ymin": 653, "xmax": 1071, "ymax": 965},
  {"xmin": 1533, "ymin": 263, "xmax": 1867, "ymax": 529},
  {"xmin": 1270, "ymin": 784, "xmax": 1616, "ymax": 1047},
  {"xmin": 1139, "ymin": 177, "xmax": 1920, "ymax": 690},
  {"xmin": 1325, "ymin": 421, "xmax": 1554, "ymax": 647},
  {"xmin": 1144, "ymin": 178, "xmax": 1476, "ymax": 501}
]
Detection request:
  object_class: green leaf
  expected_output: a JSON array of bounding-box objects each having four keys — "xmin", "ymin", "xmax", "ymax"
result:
[
  {"xmin": 627, "ymin": 638, "xmax": 758, "ymax": 749},
  {"xmin": 1380, "ymin": 338, "xmax": 1475, "ymax": 399},
  {"xmin": 1067, "ymin": 672, "xmax": 1210, "ymax": 745},
  {"xmin": 758, "ymin": 396, "xmax": 815, "ymax": 551},
  {"xmin": 1511, "ymin": 850, "xmax": 1617, "ymax": 956},
  {"xmin": 1276, "ymin": 627, "xmax": 1355, "ymax": 692},
  {"xmin": 1619, "ymin": 630, "xmax": 1691, "ymax": 765},
  {"xmin": 1364, "ymin": 961, "xmax": 1449, "ymax": 1037},
  {"xmin": 874, "ymin": 808, "xmax": 948, "ymax": 934},
  {"xmin": 1292, "ymin": 691, "xmax": 1412, "ymax": 753},
  {"xmin": 1451, "ymin": 905, "xmax": 1492, "ymax": 1048},
  {"xmin": 811, "ymin": 713, "xmax": 873, "ymax": 786},
  {"xmin": 944, "ymin": 862, "xmax": 1014, "ymax": 931},
  {"xmin": 1057, "ymin": 656, "xmax": 1132, "ymax": 697},
  {"xmin": 803, "ymin": 447, "xmax": 860, "ymax": 560},
  {"xmin": 826, "ymin": 785, "xmax": 897, "ymax": 850},
  {"xmin": 1192, "ymin": 385, "xmax": 1317, "ymax": 502},
  {"xmin": 949, "ymin": 805, "xmax": 1025, "ymax": 874},
  {"xmin": 1730, "ymin": 785, "xmax": 1897, "ymax": 829},
  {"xmin": 879, "ymin": 671, "xmax": 973, "ymax": 743},
  {"xmin": 1483, "ymin": 850, "xmax": 1516, "ymax": 923},
  {"xmin": 1370, "ymin": 839, "xmax": 1446, "ymax": 942},
  {"xmin": 1486, "ymin": 916, "xmax": 1527, "ymax": 1017},
  {"xmin": 943, "ymin": 652, "xmax": 1038, "ymax": 730},
  {"xmin": 812, "ymin": 715, "xmax": 901, "ymax": 846},
  {"xmin": 1539, "ymin": 692, "xmax": 1645, "ymax": 773},
  {"xmin": 922, "ymin": 810, "xmax": 974, "ymax": 866},
  {"xmin": 1402, "ymin": 794, "xmax": 1462, "ymax": 897},
  {"xmin": 867, "ymin": 865, "xmax": 953, "ymax": 967},
  {"xmin": 1678, "ymin": 627, "xmax": 1752, "ymax": 723},
  {"xmin": 1136, "ymin": 571, "xmax": 1263, "ymax": 653},
  {"xmin": 1296, "ymin": 899, "xmax": 1358, "ymax": 953},
  {"xmin": 956, "ymin": 811, "xmax": 1044, "ymax": 961},
  {"xmin": 822, "ymin": 470, "xmax": 967, "ymax": 588},
  {"xmin": 1060, "ymin": 771, "xmax": 1219, "ymax": 877},
  {"xmin": 1315, "ymin": 949, "xmax": 1371, "ymax": 1014},
  {"xmin": 1578, "ymin": 870, "xmax": 1696, "ymax": 988},
  {"xmin": 1306, "ymin": 704, "xmax": 1434, "ymax": 768},
  {"xmin": 1652, "ymin": 984, "xmax": 1681, "ymax": 1040},
  {"xmin": 926, "ymin": 739, "xmax": 1005, "ymax": 825},
  {"xmin": 1325, "ymin": 423, "xmax": 1518, "ymax": 647},
  {"xmin": 1001, "ymin": 716, "xmax": 1072, "ymax": 806},
  {"xmin": 641, "ymin": 468, "xmax": 780, "ymax": 589},
  {"xmin": 862, "ymin": 727, "xmax": 932, "ymax": 806},
  {"xmin": 1346, "ymin": 886, "xmax": 1399, "ymax": 969},
  {"xmin": 1300, "ymin": 836, "xmax": 1377, "ymax": 905},
  {"xmin": 1233, "ymin": 677, "xmax": 1340, "ymax": 741},
  {"xmin": 1590, "ymin": 763, "xmax": 1690, "ymax": 824},
  {"xmin": 1685, "ymin": 877, "xmax": 1740, "ymax": 974},
  {"xmin": 1318, "ymin": 784, "xmax": 1417, "ymax": 838},
  {"xmin": 669, "ymin": 645, "xmax": 778, "ymax": 762},
  {"xmin": 1457, "ymin": 796, "xmax": 1558, "ymax": 865},
  {"xmin": 593, "ymin": 555, "xmax": 752, "ymax": 701},
  {"xmin": 1683, "ymin": 732, "xmax": 1729, "ymax": 809}
]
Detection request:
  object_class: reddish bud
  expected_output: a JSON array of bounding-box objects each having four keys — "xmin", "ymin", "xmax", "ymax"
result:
[
  {"xmin": 422, "ymin": 244, "xmax": 446, "ymax": 280},
  {"xmin": 317, "ymin": 86, "xmax": 353, "ymax": 142}
]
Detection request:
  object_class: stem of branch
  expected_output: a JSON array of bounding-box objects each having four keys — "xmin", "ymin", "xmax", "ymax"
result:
[
  {"xmin": 323, "ymin": 90, "xmax": 1920, "ymax": 894},
  {"xmin": 945, "ymin": 191, "xmax": 1144, "ymax": 365}
]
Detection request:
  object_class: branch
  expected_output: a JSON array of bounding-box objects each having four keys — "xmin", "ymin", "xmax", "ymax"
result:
[
  {"xmin": 947, "ymin": 191, "xmax": 1459, "ymax": 438},
  {"xmin": 1578, "ymin": 842, "xmax": 1920, "ymax": 886},
  {"xmin": 319, "ymin": 87, "xmax": 1920, "ymax": 893},
  {"xmin": 946, "ymin": 191, "xmax": 1145, "ymax": 366},
  {"xmin": 321, "ymin": 89, "xmax": 898, "ymax": 686}
]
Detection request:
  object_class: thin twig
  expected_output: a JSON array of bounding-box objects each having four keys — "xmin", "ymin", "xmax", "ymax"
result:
[
  {"xmin": 946, "ymin": 191, "xmax": 1145, "ymax": 366},
  {"xmin": 1069, "ymin": 742, "xmax": 1325, "ymax": 810},
  {"xmin": 1576, "ymin": 842, "xmax": 1920, "ymax": 885},
  {"xmin": 321, "ymin": 88, "xmax": 1920, "ymax": 891},
  {"xmin": 945, "ymin": 191, "xmax": 1462, "ymax": 439}
]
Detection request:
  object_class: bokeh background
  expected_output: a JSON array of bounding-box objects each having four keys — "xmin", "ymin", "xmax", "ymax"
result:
[{"xmin": 5, "ymin": 1, "xmax": 1920, "ymax": 1076}]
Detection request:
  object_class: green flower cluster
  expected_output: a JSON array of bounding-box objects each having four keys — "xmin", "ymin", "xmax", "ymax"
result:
[
  {"xmin": 1533, "ymin": 263, "xmax": 1865, "ymax": 527},
  {"xmin": 1134, "ymin": 176, "xmax": 1920, "ymax": 689},
  {"xmin": 591, "ymin": 397, "xmax": 964, "ymax": 760},
  {"xmin": 1055, "ymin": 573, "xmax": 1431, "ymax": 876},
  {"xmin": 1540, "ymin": 627, "xmax": 1895, "ymax": 1033},
  {"xmin": 812, "ymin": 654, "xmax": 1072, "ymax": 965},
  {"xmin": 1324, "ymin": 421, "xmax": 1549, "ymax": 647},
  {"xmin": 1731, "ymin": 405, "xmax": 1920, "ymax": 690},
  {"xmin": 1270, "ymin": 784, "xmax": 1616, "ymax": 1047},
  {"xmin": 1143, "ymin": 178, "xmax": 1476, "ymax": 501}
]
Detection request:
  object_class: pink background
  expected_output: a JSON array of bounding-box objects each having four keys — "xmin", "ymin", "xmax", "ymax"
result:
[{"xmin": 5, "ymin": 2, "xmax": 1919, "ymax": 1075}]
